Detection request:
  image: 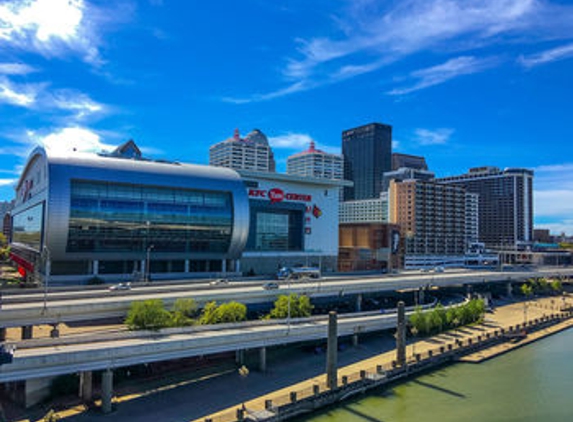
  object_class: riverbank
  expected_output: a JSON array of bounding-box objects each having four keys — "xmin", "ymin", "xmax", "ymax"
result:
[{"xmin": 196, "ymin": 296, "xmax": 573, "ymax": 422}]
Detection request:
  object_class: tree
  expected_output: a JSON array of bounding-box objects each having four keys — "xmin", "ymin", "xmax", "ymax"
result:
[
  {"xmin": 267, "ymin": 294, "xmax": 313, "ymax": 319},
  {"xmin": 550, "ymin": 279, "xmax": 563, "ymax": 294},
  {"xmin": 199, "ymin": 301, "xmax": 219, "ymax": 325},
  {"xmin": 199, "ymin": 301, "xmax": 247, "ymax": 325},
  {"xmin": 409, "ymin": 306, "xmax": 427, "ymax": 334},
  {"xmin": 170, "ymin": 298, "xmax": 196, "ymax": 327},
  {"xmin": 521, "ymin": 283, "xmax": 534, "ymax": 298},
  {"xmin": 125, "ymin": 299, "xmax": 171, "ymax": 330}
]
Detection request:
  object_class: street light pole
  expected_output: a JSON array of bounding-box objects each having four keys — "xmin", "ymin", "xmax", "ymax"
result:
[
  {"xmin": 145, "ymin": 244, "xmax": 154, "ymax": 284},
  {"xmin": 42, "ymin": 246, "xmax": 50, "ymax": 313}
]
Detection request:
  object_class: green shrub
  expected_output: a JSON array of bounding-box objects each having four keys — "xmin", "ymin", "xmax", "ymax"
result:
[{"xmin": 125, "ymin": 299, "xmax": 171, "ymax": 330}]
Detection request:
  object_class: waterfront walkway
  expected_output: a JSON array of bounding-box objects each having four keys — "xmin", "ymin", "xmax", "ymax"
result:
[
  {"xmin": 7, "ymin": 296, "xmax": 572, "ymax": 422},
  {"xmin": 195, "ymin": 295, "xmax": 573, "ymax": 422}
]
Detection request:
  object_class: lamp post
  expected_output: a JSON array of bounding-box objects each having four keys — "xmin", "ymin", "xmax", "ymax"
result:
[
  {"xmin": 145, "ymin": 244, "xmax": 154, "ymax": 284},
  {"xmin": 42, "ymin": 246, "xmax": 50, "ymax": 313}
]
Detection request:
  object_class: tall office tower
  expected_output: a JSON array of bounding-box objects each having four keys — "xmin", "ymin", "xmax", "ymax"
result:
[
  {"xmin": 287, "ymin": 141, "xmax": 343, "ymax": 180},
  {"xmin": 209, "ymin": 128, "xmax": 276, "ymax": 172},
  {"xmin": 437, "ymin": 167, "xmax": 534, "ymax": 249},
  {"xmin": 342, "ymin": 122, "xmax": 392, "ymax": 201},
  {"xmin": 391, "ymin": 153, "xmax": 428, "ymax": 171},
  {"xmin": 389, "ymin": 180, "xmax": 467, "ymax": 257}
]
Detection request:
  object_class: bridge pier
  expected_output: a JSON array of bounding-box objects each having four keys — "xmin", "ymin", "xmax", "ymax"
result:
[
  {"xmin": 352, "ymin": 333, "xmax": 359, "ymax": 347},
  {"xmin": 235, "ymin": 349, "xmax": 245, "ymax": 366},
  {"xmin": 50, "ymin": 324, "xmax": 60, "ymax": 338},
  {"xmin": 79, "ymin": 371, "xmax": 93, "ymax": 402},
  {"xmin": 507, "ymin": 282, "xmax": 513, "ymax": 297},
  {"xmin": 259, "ymin": 347, "xmax": 267, "ymax": 372},
  {"xmin": 355, "ymin": 294, "xmax": 363, "ymax": 312},
  {"xmin": 396, "ymin": 301, "xmax": 406, "ymax": 367},
  {"xmin": 101, "ymin": 369, "xmax": 114, "ymax": 414},
  {"xmin": 418, "ymin": 288, "xmax": 425, "ymax": 305},
  {"xmin": 326, "ymin": 311, "xmax": 338, "ymax": 390},
  {"xmin": 21, "ymin": 325, "xmax": 33, "ymax": 340}
]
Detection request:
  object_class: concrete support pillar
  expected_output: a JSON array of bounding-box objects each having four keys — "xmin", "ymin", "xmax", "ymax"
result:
[
  {"xmin": 93, "ymin": 260, "xmax": 99, "ymax": 275},
  {"xmin": 326, "ymin": 311, "xmax": 338, "ymax": 390},
  {"xmin": 396, "ymin": 301, "xmax": 406, "ymax": 367},
  {"xmin": 418, "ymin": 288, "xmax": 425, "ymax": 305},
  {"xmin": 259, "ymin": 347, "xmax": 267, "ymax": 373},
  {"xmin": 507, "ymin": 282, "xmax": 513, "ymax": 297},
  {"xmin": 235, "ymin": 260, "xmax": 241, "ymax": 273},
  {"xmin": 79, "ymin": 371, "xmax": 93, "ymax": 402},
  {"xmin": 356, "ymin": 293, "xmax": 363, "ymax": 312},
  {"xmin": 21, "ymin": 325, "xmax": 33, "ymax": 340},
  {"xmin": 222, "ymin": 259, "xmax": 227, "ymax": 274},
  {"xmin": 235, "ymin": 349, "xmax": 245, "ymax": 365},
  {"xmin": 352, "ymin": 333, "xmax": 359, "ymax": 347},
  {"xmin": 184, "ymin": 260, "xmax": 190, "ymax": 273},
  {"xmin": 101, "ymin": 369, "xmax": 113, "ymax": 414},
  {"xmin": 49, "ymin": 324, "xmax": 59, "ymax": 338}
]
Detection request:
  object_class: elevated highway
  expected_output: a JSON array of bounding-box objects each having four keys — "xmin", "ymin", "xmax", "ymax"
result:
[
  {"xmin": 0, "ymin": 311, "xmax": 399, "ymax": 383},
  {"xmin": 1, "ymin": 268, "xmax": 571, "ymax": 327}
]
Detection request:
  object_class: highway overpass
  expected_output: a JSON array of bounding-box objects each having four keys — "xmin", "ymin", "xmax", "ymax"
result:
[{"xmin": 1, "ymin": 268, "xmax": 572, "ymax": 328}]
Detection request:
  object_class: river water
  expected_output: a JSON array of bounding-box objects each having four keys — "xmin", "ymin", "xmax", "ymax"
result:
[{"xmin": 299, "ymin": 328, "xmax": 573, "ymax": 422}]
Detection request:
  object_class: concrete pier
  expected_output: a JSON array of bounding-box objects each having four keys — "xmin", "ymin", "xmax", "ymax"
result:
[
  {"xmin": 326, "ymin": 311, "xmax": 338, "ymax": 390},
  {"xmin": 101, "ymin": 369, "xmax": 114, "ymax": 414},
  {"xmin": 355, "ymin": 294, "xmax": 363, "ymax": 312},
  {"xmin": 79, "ymin": 371, "xmax": 93, "ymax": 402},
  {"xmin": 259, "ymin": 347, "xmax": 267, "ymax": 373},
  {"xmin": 396, "ymin": 301, "xmax": 406, "ymax": 367},
  {"xmin": 21, "ymin": 325, "xmax": 33, "ymax": 340}
]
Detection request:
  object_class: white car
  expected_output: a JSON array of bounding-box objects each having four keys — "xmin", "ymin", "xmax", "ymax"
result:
[
  {"xmin": 108, "ymin": 282, "xmax": 131, "ymax": 291},
  {"xmin": 209, "ymin": 278, "xmax": 229, "ymax": 286}
]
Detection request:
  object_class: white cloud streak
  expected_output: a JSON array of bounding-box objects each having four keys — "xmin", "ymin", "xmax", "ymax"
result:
[
  {"xmin": 0, "ymin": 178, "xmax": 17, "ymax": 187},
  {"xmin": 533, "ymin": 162, "xmax": 573, "ymax": 235},
  {"xmin": 388, "ymin": 56, "xmax": 499, "ymax": 95},
  {"xmin": 29, "ymin": 127, "xmax": 115, "ymax": 155},
  {"xmin": 0, "ymin": 62, "xmax": 37, "ymax": 75},
  {"xmin": 519, "ymin": 42, "xmax": 573, "ymax": 67},
  {"xmin": 414, "ymin": 128, "xmax": 454, "ymax": 145},
  {"xmin": 0, "ymin": 76, "xmax": 41, "ymax": 106},
  {"xmin": 230, "ymin": 0, "xmax": 573, "ymax": 102},
  {"xmin": 269, "ymin": 133, "xmax": 314, "ymax": 149}
]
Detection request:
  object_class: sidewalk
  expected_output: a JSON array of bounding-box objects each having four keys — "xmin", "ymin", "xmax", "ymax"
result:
[{"xmin": 195, "ymin": 296, "xmax": 573, "ymax": 422}]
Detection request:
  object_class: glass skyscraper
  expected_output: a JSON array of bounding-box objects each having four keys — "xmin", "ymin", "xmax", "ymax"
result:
[{"xmin": 342, "ymin": 122, "xmax": 392, "ymax": 201}]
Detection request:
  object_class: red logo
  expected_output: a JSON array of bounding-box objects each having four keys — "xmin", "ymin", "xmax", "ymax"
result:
[
  {"xmin": 312, "ymin": 205, "xmax": 323, "ymax": 218},
  {"xmin": 268, "ymin": 188, "xmax": 284, "ymax": 203}
]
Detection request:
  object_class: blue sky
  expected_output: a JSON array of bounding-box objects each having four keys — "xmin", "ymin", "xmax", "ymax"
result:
[{"xmin": 1, "ymin": 0, "xmax": 573, "ymax": 234}]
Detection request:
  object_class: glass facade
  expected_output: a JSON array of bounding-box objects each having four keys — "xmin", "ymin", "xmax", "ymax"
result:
[
  {"xmin": 12, "ymin": 202, "xmax": 44, "ymax": 251},
  {"xmin": 67, "ymin": 180, "xmax": 233, "ymax": 254},
  {"xmin": 246, "ymin": 200, "xmax": 304, "ymax": 251}
]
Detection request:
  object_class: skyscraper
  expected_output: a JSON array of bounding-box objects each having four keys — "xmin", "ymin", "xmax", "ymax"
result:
[
  {"xmin": 342, "ymin": 122, "xmax": 392, "ymax": 201},
  {"xmin": 437, "ymin": 167, "xmax": 534, "ymax": 249},
  {"xmin": 209, "ymin": 129, "xmax": 276, "ymax": 172},
  {"xmin": 287, "ymin": 141, "xmax": 343, "ymax": 180}
]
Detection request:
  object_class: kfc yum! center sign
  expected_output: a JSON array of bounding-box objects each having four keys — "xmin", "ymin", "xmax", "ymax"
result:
[{"xmin": 248, "ymin": 187, "xmax": 312, "ymax": 204}]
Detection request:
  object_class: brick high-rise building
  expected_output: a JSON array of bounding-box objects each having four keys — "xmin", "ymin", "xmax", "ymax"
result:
[
  {"xmin": 437, "ymin": 167, "xmax": 534, "ymax": 249},
  {"xmin": 389, "ymin": 180, "xmax": 467, "ymax": 257},
  {"xmin": 342, "ymin": 122, "xmax": 392, "ymax": 201}
]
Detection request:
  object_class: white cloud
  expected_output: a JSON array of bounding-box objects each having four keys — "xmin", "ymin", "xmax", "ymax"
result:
[
  {"xmin": 535, "ymin": 190, "xmax": 573, "ymax": 218},
  {"xmin": 50, "ymin": 90, "xmax": 105, "ymax": 118},
  {"xmin": 414, "ymin": 128, "xmax": 454, "ymax": 145},
  {"xmin": 232, "ymin": 0, "xmax": 573, "ymax": 101},
  {"xmin": 519, "ymin": 42, "xmax": 573, "ymax": 67},
  {"xmin": 0, "ymin": 76, "xmax": 41, "ymax": 107},
  {"xmin": 269, "ymin": 133, "xmax": 314, "ymax": 149},
  {"xmin": 0, "ymin": 0, "xmax": 102, "ymax": 65},
  {"xmin": 0, "ymin": 62, "xmax": 36, "ymax": 75},
  {"xmin": 533, "ymin": 162, "xmax": 573, "ymax": 235},
  {"xmin": 388, "ymin": 56, "xmax": 498, "ymax": 95},
  {"xmin": 29, "ymin": 127, "xmax": 115, "ymax": 155},
  {"xmin": 0, "ymin": 178, "xmax": 16, "ymax": 187}
]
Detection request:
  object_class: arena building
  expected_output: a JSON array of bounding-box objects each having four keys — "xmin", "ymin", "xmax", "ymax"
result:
[{"xmin": 9, "ymin": 141, "xmax": 249, "ymax": 284}]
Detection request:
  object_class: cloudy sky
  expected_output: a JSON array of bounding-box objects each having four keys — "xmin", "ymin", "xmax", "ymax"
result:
[{"xmin": 0, "ymin": 0, "xmax": 572, "ymax": 234}]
